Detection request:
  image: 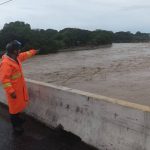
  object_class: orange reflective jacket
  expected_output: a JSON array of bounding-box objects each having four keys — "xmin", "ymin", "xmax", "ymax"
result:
[{"xmin": 0, "ymin": 50, "xmax": 37, "ymax": 114}]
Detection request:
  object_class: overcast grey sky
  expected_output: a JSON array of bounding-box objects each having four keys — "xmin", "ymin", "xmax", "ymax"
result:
[{"xmin": 0, "ymin": 0, "xmax": 150, "ymax": 33}]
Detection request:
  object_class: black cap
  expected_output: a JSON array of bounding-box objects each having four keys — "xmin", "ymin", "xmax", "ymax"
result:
[{"xmin": 6, "ymin": 40, "xmax": 22, "ymax": 53}]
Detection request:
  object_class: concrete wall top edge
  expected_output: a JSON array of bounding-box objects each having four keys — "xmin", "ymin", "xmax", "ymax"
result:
[{"xmin": 26, "ymin": 78, "xmax": 150, "ymax": 113}]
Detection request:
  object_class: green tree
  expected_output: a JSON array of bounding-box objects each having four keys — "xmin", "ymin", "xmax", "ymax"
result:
[
  {"xmin": 89, "ymin": 30, "xmax": 113, "ymax": 45},
  {"xmin": 0, "ymin": 21, "xmax": 31, "ymax": 49},
  {"xmin": 113, "ymin": 31, "xmax": 133, "ymax": 43}
]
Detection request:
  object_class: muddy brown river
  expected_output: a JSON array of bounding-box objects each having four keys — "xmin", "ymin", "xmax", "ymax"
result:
[{"xmin": 23, "ymin": 43, "xmax": 150, "ymax": 106}]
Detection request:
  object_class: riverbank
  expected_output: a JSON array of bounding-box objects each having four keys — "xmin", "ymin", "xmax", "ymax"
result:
[{"xmin": 58, "ymin": 44, "xmax": 112, "ymax": 52}]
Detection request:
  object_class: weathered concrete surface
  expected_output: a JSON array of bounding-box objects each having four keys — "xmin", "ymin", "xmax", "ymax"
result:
[
  {"xmin": 1, "ymin": 79, "xmax": 150, "ymax": 150},
  {"xmin": 0, "ymin": 103, "xmax": 98, "ymax": 150}
]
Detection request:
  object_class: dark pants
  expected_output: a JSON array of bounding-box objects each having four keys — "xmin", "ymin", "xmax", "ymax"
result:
[{"xmin": 10, "ymin": 113, "xmax": 23, "ymax": 129}]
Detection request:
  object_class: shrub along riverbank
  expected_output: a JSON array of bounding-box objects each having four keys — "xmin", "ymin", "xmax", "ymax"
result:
[{"xmin": 0, "ymin": 21, "xmax": 149, "ymax": 55}]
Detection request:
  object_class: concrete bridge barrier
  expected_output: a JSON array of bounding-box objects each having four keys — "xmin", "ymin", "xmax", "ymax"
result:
[{"xmin": 0, "ymin": 78, "xmax": 150, "ymax": 150}]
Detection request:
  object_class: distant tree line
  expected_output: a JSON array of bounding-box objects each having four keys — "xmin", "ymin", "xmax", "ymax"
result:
[
  {"xmin": 0, "ymin": 21, "xmax": 149, "ymax": 55},
  {"xmin": 113, "ymin": 31, "xmax": 150, "ymax": 43}
]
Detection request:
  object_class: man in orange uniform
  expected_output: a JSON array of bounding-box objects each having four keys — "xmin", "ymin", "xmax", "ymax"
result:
[{"xmin": 0, "ymin": 40, "xmax": 39, "ymax": 135}]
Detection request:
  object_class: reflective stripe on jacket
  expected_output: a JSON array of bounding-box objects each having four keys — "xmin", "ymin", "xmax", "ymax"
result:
[{"xmin": 0, "ymin": 50, "xmax": 37, "ymax": 114}]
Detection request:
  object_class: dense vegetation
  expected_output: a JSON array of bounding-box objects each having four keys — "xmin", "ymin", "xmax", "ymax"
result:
[
  {"xmin": 0, "ymin": 21, "xmax": 149, "ymax": 55},
  {"xmin": 113, "ymin": 31, "xmax": 150, "ymax": 43}
]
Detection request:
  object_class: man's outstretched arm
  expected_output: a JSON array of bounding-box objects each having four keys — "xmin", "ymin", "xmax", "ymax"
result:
[{"xmin": 18, "ymin": 49, "xmax": 39, "ymax": 62}]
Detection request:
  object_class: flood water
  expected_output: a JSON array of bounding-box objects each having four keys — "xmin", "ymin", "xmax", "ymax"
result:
[{"xmin": 23, "ymin": 43, "xmax": 150, "ymax": 106}]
